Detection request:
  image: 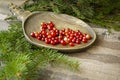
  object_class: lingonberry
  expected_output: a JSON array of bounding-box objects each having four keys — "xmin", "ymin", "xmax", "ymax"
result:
[{"xmin": 30, "ymin": 21, "xmax": 92, "ymax": 46}]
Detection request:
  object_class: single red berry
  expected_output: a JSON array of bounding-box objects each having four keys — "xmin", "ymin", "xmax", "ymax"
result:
[
  {"xmin": 64, "ymin": 37, "xmax": 69, "ymax": 43},
  {"xmin": 69, "ymin": 42, "xmax": 74, "ymax": 46},
  {"xmin": 37, "ymin": 36, "xmax": 41, "ymax": 40},
  {"xmin": 72, "ymin": 38, "xmax": 76, "ymax": 43},
  {"xmin": 54, "ymin": 39, "xmax": 59, "ymax": 44},
  {"xmin": 41, "ymin": 30, "xmax": 46, "ymax": 35},
  {"xmin": 42, "ymin": 34, "xmax": 46, "ymax": 38},
  {"xmin": 79, "ymin": 37, "xmax": 82, "ymax": 41},
  {"xmin": 65, "ymin": 28, "xmax": 70, "ymax": 33},
  {"xmin": 48, "ymin": 21, "xmax": 54, "ymax": 26},
  {"xmin": 34, "ymin": 32, "xmax": 39, "ymax": 37},
  {"xmin": 41, "ymin": 37, "xmax": 45, "ymax": 41},
  {"xmin": 67, "ymin": 38, "xmax": 72, "ymax": 42},
  {"xmin": 51, "ymin": 37, "xmax": 55, "ymax": 40},
  {"xmin": 83, "ymin": 33, "xmax": 87, "ymax": 37},
  {"xmin": 86, "ymin": 34, "xmax": 91, "ymax": 40},
  {"xmin": 74, "ymin": 32, "xmax": 78, "ymax": 36},
  {"xmin": 50, "ymin": 31, "xmax": 56, "ymax": 37},
  {"xmin": 76, "ymin": 39, "xmax": 80, "ymax": 44},
  {"xmin": 47, "ymin": 25, "xmax": 53, "ymax": 30},
  {"xmin": 41, "ymin": 22, "xmax": 47, "ymax": 29},
  {"xmin": 60, "ymin": 40, "xmax": 66, "ymax": 46},
  {"xmin": 53, "ymin": 27, "xmax": 57, "ymax": 31},
  {"xmin": 70, "ymin": 34, "xmax": 74, "ymax": 37},
  {"xmin": 50, "ymin": 40, "xmax": 55, "ymax": 45},
  {"xmin": 45, "ymin": 38, "xmax": 50, "ymax": 44},
  {"xmin": 30, "ymin": 32, "xmax": 35, "ymax": 37},
  {"xmin": 82, "ymin": 38, "xmax": 87, "ymax": 43},
  {"xmin": 71, "ymin": 30, "xmax": 75, "ymax": 34},
  {"xmin": 47, "ymin": 34, "xmax": 52, "ymax": 38},
  {"xmin": 59, "ymin": 30, "xmax": 63, "ymax": 35},
  {"xmin": 58, "ymin": 35, "xmax": 63, "ymax": 39},
  {"xmin": 66, "ymin": 34, "xmax": 70, "ymax": 38}
]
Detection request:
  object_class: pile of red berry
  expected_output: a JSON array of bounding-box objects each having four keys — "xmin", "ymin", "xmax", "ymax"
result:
[{"xmin": 30, "ymin": 21, "xmax": 91, "ymax": 46}]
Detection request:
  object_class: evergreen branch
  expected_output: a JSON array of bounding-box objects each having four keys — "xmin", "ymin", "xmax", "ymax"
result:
[{"xmin": 0, "ymin": 21, "xmax": 79, "ymax": 80}]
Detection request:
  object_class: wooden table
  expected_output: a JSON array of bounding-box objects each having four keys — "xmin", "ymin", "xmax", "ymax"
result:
[
  {"xmin": 37, "ymin": 24, "xmax": 120, "ymax": 80},
  {"xmin": 0, "ymin": 1, "xmax": 120, "ymax": 80}
]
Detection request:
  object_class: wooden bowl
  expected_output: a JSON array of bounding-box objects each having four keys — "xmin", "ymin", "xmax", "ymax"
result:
[{"xmin": 23, "ymin": 11, "xmax": 96, "ymax": 52}]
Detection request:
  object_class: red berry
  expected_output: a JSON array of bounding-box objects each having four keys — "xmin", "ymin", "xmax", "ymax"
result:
[
  {"xmin": 51, "ymin": 37, "xmax": 55, "ymax": 40},
  {"xmin": 37, "ymin": 36, "xmax": 41, "ymax": 40},
  {"xmin": 86, "ymin": 34, "xmax": 91, "ymax": 40},
  {"xmin": 64, "ymin": 37, "xmax": 69, "ymax": 43},
  {"xmin": 65, "ymin": 28, "xmax": 70, "ymax": 33},
  {"xmin": 79, "ymin": 37, "xmax": 82, "ymax": 41},
  {"xmin": 72, "ymin": 38, "xmax": 76, "ymax": 43},
  {"xmin": 49, "ymin": 21, "xmax": 54, "ymax": 26},
  {"xmin": 70, "ymin": 34, "xmax": 74, "ymax": 37},
  {"xmin": 31, "ymin": 21, "xmax": 92, "ymax": 46},
  {"xmin": 30, "ymin": 32, "xmax": 35, "ymax": 37},
  {"xmin": 50, "ymin": 40, "xmax": 55, "ymax": 45},
  {"xmin": 74, "ymin": 32, "xmax": 78, "ymax": 36},
  {"xmin": 45, "ymin": 38, "xmax": 50, "ymax": 44},
  {"xmin": 50, "ymin": 31, "xmax": 56, "ymax": 37},
  {"xmin": 47, "ymin": 34, "xmax": 52, "ymax": 38},
  {"xmin": 54, "ymin": 39, "xmax": 59, "ymax": 44},
  {"xmin": 47, "ymin": 25, "xmax": 53, "ymax": 30},
  {"xmin": 69, "ymin": 42, "xmax": 74, "ymax": 46},
  {"xmin": 58, "ymin": 35, "xmax": 63, "ymax": 39},
  {"xmin": 59, "ymin": 30, "xmax": 63, "ymax": 35},
  {"xmin": 34, "ymin": 32, "xmax": 39, "ymax": 37},
  {"xmin": 41, "ymin": 37, "xmax": 45, "ymax": 41},
  {"xmin": 67, "ymin": 38, "xmax": 72, "ymax": 42},
  {"xmin": 41, "ymin": 30, "xmax": 46, "ymax": 35},
  {"xmin": 41, "ymin": 22, "xmax": 47, "ymax": 29},
  {"xmin": 60, "ymin": 40, "xmax": 66, "ymax": 45},
  {"xmin": 82, "ymin": 38, "xmax": 87, "ymax": 43},
  {"xmin": 76, "ymin": 39, "xmax": 80, "ymax": 44},
  {"xmin": 83, "ymin": 33, "xmax": 87, "ymax": 37}
]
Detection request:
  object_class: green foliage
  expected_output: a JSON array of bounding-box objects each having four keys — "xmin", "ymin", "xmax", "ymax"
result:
[
  {"xmin": 22, "ymin": 0, "xmax": 120, "ymax": 31},
  {"xmin": 0, "ymin": 22, "xmax": 79, "ymax": 80}
]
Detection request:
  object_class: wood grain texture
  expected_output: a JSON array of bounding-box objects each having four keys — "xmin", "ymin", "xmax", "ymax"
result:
[
  {"xmin": 0, "ymin": 3, "xmax": 120, "ymax": 79},
  {"xmin": 38, "ymin": 25, "xmax": 120, "ymax": 80}
]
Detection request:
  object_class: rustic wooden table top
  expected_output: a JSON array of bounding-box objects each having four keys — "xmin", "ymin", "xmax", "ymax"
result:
[
  {"xmin": 38, "ymin": 24, "xmax": 120, "ymax": 80},
  {"xmin": 0, "ymin": 1, "xmax": 120, "ymax": 80}
]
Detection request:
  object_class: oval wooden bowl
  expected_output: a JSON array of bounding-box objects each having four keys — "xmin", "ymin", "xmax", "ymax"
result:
[{"xmin": 23, "ymin": 11, "xmax": 96, "ymax": 52}]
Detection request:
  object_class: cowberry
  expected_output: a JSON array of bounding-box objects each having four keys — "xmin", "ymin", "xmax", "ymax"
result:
[{"xmin": 30, "ymin": 21, "xmax": 92, "ymax": 46}]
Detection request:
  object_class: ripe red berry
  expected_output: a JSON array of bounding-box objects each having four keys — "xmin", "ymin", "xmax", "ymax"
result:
[
  {"xmin": 58, "ymin": 35, "xmax": 63, "ymax": 39},
  {"xmin": 41, "ymin": 37, "xmax": 45, "ymax": 41},
  {"xmin": 82, "ymin": 38, "xmax": 87, "ymax": 43},
  {"xmin": 34, "ymin": 32, "xmax": 39, "ymax": 37},
  {"xmin": 76, "ymin": 39, "xmax": 80, "ymax": 44},
  {"xmin": 49, "ymin": 21, "xmax": 54, "ymax": 26},
  {"xmin": 45, "ymin": 38, "xmax": 50, "ymax": 44},
  {"xmin": 54, "ymin": 39, "xmax": 59, "ymax": 44},
  {"xmin": 41, "ymin": 22, "xmax": 47, "ymax": 29},
  {"xmin": 67, "ymin": 38, "xmax": 72, "ymax": 43},
  {"xmin": 69, "ymin": 42, "xmax": 74, "ymax": 46},
  {"xmin": 50, "ymin": 31, "xmax": 56, "ymax": 37},
  {"xmin": 30, "ymin": 32, "xmax": 35, "ymax": 37},
  {"xmin": 64, "ymin": 37, "xmax": 69, "ymax": 43},
  {"xmin": 37, "ymin": 36, "xmax": 41, "ymax": 40},
  {"xmin": 60, "ymin": 40, "xmax": 66, "ymax": 45},
  {"xmin": 50, "ymin": 40, "xmax": 55, "ymax": 45}
]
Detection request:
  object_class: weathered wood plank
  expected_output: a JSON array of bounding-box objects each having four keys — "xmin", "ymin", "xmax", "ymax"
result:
[{"xmin": 0, "ymin": 1, "xmax": 120, "ymax": 80}]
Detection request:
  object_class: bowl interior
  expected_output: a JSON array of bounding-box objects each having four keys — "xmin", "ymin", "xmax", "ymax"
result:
[{"xmin": 23, "ymin": 11, "xmax": 96, "ymax": 51}]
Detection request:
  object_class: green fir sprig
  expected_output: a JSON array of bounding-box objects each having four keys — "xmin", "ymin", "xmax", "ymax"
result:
[
  {"xmin": 0, "ymin": 22, "xmax": 79, "ymax": 80},
  {"xmin": 22, "ymin": 0, "xmax": 120, "ymax": 31}
]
